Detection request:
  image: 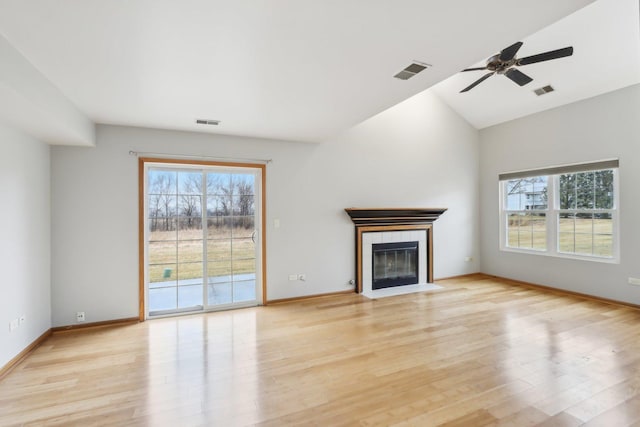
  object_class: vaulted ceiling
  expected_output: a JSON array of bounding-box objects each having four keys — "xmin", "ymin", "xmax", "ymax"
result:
[
  {"xmin": 432, "ymin": 0, "xmax": 640, "ymax": 129},
  {"xmin": 1, "ymin": 0, "xmax": 635, "ymax": 146}
]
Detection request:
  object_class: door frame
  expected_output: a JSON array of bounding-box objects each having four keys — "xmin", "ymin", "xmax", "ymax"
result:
[{"xmin": 138, "ymin": 157, "xmax": 267, "ymax": 321}]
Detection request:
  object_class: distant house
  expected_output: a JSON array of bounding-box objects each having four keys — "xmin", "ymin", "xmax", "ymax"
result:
[
  {"xmin": 524, "ymin": 190, "xmax": 546, "ymax": 210},
  {"xmin": 505, "ymin": 180, "xmax": 547, "ymax": 211}
]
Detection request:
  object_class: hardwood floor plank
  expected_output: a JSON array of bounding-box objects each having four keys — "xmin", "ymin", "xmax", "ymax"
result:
[
  {"xmin": 2, "ymin": 276, "xmax": 640, "ymax": 426},
  {"xmin": 582, "ymin": 394, "xmax": 640, "ymax": 426}
]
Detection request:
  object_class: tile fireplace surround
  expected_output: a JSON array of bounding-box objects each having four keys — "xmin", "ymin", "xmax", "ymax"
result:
[{"xmin": 345, "ymin": 208, "xmax": 447, "ymax": 294}]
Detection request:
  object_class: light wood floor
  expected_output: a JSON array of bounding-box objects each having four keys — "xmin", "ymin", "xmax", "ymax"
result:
[{"xmin": 2, "ymin": 275, "xmax": 640, "ymax": 426}]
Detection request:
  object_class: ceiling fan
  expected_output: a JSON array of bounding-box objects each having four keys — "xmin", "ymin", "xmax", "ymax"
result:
[{"xmin": 460, "ymin": 41, "xmax": 573, "ymax": 93}]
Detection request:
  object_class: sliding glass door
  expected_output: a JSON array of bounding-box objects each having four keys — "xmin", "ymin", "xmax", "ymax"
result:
[{"xmin": 144, "ymin": 162, "xmax": 262, "ymax": 317}]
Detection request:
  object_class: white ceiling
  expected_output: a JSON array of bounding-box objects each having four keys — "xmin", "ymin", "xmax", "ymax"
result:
[
  {"xmin": 432, "ymin": 0, "xmax": 640, "ymax": 129},
  {"xmin": 0, "ymin": 0, "xmax": 620, "ymax": 145}
]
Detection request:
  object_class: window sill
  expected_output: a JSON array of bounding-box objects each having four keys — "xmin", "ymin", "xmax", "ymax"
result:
[{"xmin": 500, "ymin": 246, "xmax": 619, "ymax": 264}]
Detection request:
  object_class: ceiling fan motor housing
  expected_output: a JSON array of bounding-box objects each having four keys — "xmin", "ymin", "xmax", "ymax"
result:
[{"xmin": 486, "ymin": 54, "xmax": 516, "ymax": 74}]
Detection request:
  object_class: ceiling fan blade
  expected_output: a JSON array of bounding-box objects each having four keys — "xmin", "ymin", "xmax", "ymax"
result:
[
  {"xmin": 461, "ymin": 67, "xmax": 488, "ymax": 72},
  {"xmin": 460, "ymin": 72, "xmax": 495, "ymax": 93},
  {"xmin": 505, "ymin": 68, "xmax": 533, "ymax": 86},
  {"xmin": 499, "ymin": 42, "xmax": 523, "ymax": 61},
  {"xmin": 517, "ymin": 46, "xmax": 574, "ymax": 66}
]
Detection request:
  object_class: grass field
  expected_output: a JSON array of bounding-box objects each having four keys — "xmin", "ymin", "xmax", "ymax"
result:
[
  {"xmin": 148, "ymin": 227, "xmax": 255, "ymax": 283},
  {"xmin": 508, "ymin": 215, "xmax": 612, "ymax": 256}
]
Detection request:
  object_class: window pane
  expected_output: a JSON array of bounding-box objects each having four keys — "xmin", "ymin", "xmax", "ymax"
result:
[
  {"xmin": 507, "ymin": 213, "xmax": 524, "ymax": 248},
  {"xmin": 177, "ymin": 262, "xmax": 203, "ymax": 281},
  {"xmin": 148, "ymin": 170, "xmax": 177, "ymax": 195},
  {"xmin": 559, "ymin": 174, "xmax": 576, "ymax": 210},
  {"xmin": 149, "ymin": 263, "xmax": 177, "ymax": 284},
  {"xmin": 148, "ymin": 171, "xmax": 178, "ymax": 232},
  {"xmin": 594, "ymin": 235, "xmax": 613, "ymax": 257},
  {"xmin": 574, "ymin": 233, "xmax": 593, "ymax": 255},
  {"xmin": 207, "ymin": 173, "xmax": 232, "ymax": 196},
  {"xmin": 207, "ymin": 239, "xmax": 231, "ymax": 260},
  {"xmin": 594, "ymin": 170, "xmax": 614, "ymax": 209},
  {"xmin": 178, "ymin": 216, "xmax": 202, "ymax": 235},
  {"xmin": 594, "ymin": 213, "xmax": 613, "ymax": 234},
  {"xmin": 508, "ymin": 218, "xmax": 519, "ymax": 247},
  {"xmin": 575, "ymin": 213, "xmax": 593, "ymax": 235},
  {"xmin": 531, "ymin": 214, "xmax": 546, "ymax": 249},
  {"xmin": 576, "ymin": 172, "xmax": 595, "ymax": 209},
  {"xmin": 507, "ymin": 212, "xmax": 546, "ymax": 250},
  {"xmin": 177, "ymin": 171, "xmax": 201, "ymax": 195},
  {"xmin": 178, "ymin": 195, "xmax": 202, "ymax": 224},
  {"xmin": 149, "ymin": 218, "xmax": 177, "ymax": 238},
  {"xmin": 206, "ymin": 217, "xmax": 232, "ymax": 239},
  {"xmin": 233, "ymin": 174, "xmax": 255, "ymax": 195},
  {"xmin": 559, "ymin": 233, "xmax": 575, "ymax": 253},
  {"xmin": 233, "ymin": 280, "xmax": 256, "ymax": 303},
  {"xmin": 558, "ymin": 213, "xmax": 575, "ymax": 233},
  {"xmin": 208, "ymin": 282, "xmax": 232, "ymax": 305},
  {"xmin": 178, "ymin": 282, "xmax": 202, "ymax": 309},
  {"xmin": 149, "ymin": 195, "xmax": 177, "ymax": 219},
  {"xmin": 177, "ymin": 241, "xmax": 203, "ymax": 264},
  {"xmin": 505, "ymin": 177, "xmax": 547, "ymax": 210},
  {"xmin": 532, "ymin": 232, "xmax": 547, "ymax": 250},
  {"xmin": 208, "ymin": 260, "xmax": 232, "ymax": 282},
  {"xmin": 232, "ymin": 237, "xmax": 254, "ymax": 258},
  {"xmin": 149, "ymin": 286, "xmax": 176, "ymax": 312},
  {"xmin": 149, "ymin": 241, "xmax": 176, "ymax": 265},
  {"xmin": 232, "ymin": 195, "xmax": 255, "ymax": 230},
  {"xmin": 530, "ymin": 179, "xmax": 548, "ymax": 209},
  {"xmin": 232, "ymin": 257, "xmax": 256, "ymax": 277}
]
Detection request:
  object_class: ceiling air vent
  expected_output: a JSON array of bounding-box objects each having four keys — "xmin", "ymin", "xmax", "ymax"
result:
[
  {"xmin": 534, "ymin": 85, "xmax": 554, "ymax": 96},
  {"xmin": 196, "ymin": 119, "xmax": 221, "ymax": 126},
  {"xmin": 394, "ymin": 62, "xmax": 430, "ymax": 80}
]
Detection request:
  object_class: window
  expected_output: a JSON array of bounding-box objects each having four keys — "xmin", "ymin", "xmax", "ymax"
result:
[
  {"xmin": 505, "ymin": 176, "xmax": 548, "ymax": 251},
  {"xmin": 499, "ymin": 160, "xmax": 618, "ymax": 262}
]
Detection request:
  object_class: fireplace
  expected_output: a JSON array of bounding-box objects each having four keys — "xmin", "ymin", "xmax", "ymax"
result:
[
  {"xmin": 372, "ymin": 241, "xmax": 419, "ymax": 289},
  {"xmin": 345, "ymin": 208, "xmax": 447, "ymax": 295}
]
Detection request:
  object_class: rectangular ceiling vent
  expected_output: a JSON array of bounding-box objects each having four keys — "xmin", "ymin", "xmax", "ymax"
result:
[
  {"xmin": 196, "ymin": 119, "xmax": 220, "ymax": 126},
  {"xmin": 394, "ymin": 61, "xmax": 430, "ymax": 80},
  {"xmin": 534, "ymin": 85, "xmax": 555, "ymax": 96}
]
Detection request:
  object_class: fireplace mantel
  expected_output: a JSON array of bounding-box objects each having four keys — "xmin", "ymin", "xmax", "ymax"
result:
[
  {"xmin": 344, "ymin": 208, "xmax": 447, "ymax": 225},
  {"xmin": 345, "ymin": 208, "xmax": 447, "ymax": 294}
]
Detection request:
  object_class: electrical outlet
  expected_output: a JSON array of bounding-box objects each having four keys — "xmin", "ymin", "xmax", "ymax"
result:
[
  {"xmin": 288, "ymin": 274, "xmax": 297, "ymax": 281},
  {"xmin": 464, "ymin": 256, "xmax": 473, "ymax": 262},
  {"xmin": 9, "ymin": 319, "xmax": 18, "ymax": 332},
  {"xmin": 76, "ymin": 311, "xmax": 86, "ymax": 322},
  {"xmin": 628, "ymin": 277, "xmax": 640, "ymax": 286}
]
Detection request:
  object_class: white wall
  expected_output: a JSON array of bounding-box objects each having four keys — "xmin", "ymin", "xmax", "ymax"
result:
[
  {"xmin": 479, "ymin": 83, "xmax": 640, "ymax": 304},
  {"xmin": 0, "ymin": 124, "xmax": 51, "ymax": 368},
  {"xmin": 0, "ymin": 33, "xmax": 95, "ymax": 146},
  {"xmin": 50, "ymin": 88, "xmax": 480, "ymax": 326}
]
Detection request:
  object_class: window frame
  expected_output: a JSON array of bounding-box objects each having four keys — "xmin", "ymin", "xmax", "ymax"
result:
[{"xmin": 499, "ymin": 160, "xmax": 619, "ymax": 264}]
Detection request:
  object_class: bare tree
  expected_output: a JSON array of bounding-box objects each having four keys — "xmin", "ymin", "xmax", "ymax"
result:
[
  {"xmin": 235, "ymin": 181, "xmax": 254, "ymax": 228},
  {"xmin": 150, "ymin": 172, "xmax": 176, "ymax": 231},
  {"xmin": 179, "ymin": 174, "xmax": 202, "ymax": 229}
]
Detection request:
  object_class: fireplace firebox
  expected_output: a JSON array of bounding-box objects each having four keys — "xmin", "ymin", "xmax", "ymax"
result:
[{"xmin": 372, "ymin": 241, "xmax": 419, "ymax": 289}]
